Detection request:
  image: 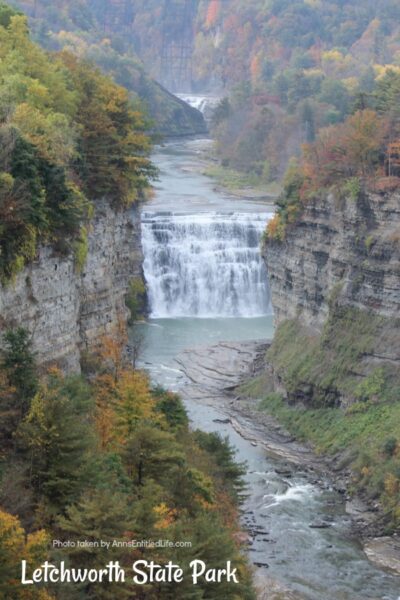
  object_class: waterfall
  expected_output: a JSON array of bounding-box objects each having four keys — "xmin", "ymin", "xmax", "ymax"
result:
[{"xmin": 141, "ymin": 211, "xmax": 272, "ymax": 318}]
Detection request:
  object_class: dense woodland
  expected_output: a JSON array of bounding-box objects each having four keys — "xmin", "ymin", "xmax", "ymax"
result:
[
  {"xmin": 0, "ymin": 328, "xmax": 255, "ymax": 599},
  {"xmin": 0, "ymin": 3, "xmax": 155, "ymax": 283},
  {"xmin": 8, "ymin": 0, "xmax": 206, "ymax": 136},
  {"xmin": 195, "ymin": 0, "xmax": 400, "ymax": 183},
  {"xmin": 90, "ymin": 0, "xmax": 400, "ymax": 184}
]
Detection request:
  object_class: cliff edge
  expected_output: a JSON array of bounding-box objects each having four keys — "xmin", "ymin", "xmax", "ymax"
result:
[{"xmin": 0, "ymin": 201, "xmax": 142, "ymax": 372}]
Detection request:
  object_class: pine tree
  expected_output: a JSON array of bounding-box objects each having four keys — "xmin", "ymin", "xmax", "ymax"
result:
[{"xmin": 17, "ymin": 372, "xmax": 96, "ymax": 520}]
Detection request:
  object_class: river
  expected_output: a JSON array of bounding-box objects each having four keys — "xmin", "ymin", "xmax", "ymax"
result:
[{"xmin": 133, "ymin": 138, "xmax": 400, "ymax": 600}]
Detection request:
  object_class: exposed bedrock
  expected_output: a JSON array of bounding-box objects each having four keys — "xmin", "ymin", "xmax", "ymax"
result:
[{"xmin": 0, "ymin": 200, "xmax": 143, "ymax": 371}]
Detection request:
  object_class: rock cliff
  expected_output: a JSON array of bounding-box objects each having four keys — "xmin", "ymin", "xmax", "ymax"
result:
[
  {"xmin": 263, "ymin": 190, "xmax": 400, "ymax": 328},
  {"xmin": 262, "ymin": 189, "xmax": 400, "ymax": 409},
  {"xmin": 0, "ymin": 200, "xmax": 143, "ymax": 372}
]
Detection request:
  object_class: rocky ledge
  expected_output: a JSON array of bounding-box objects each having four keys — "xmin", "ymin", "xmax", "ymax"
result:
[{"xmin": 263, "ymin": 190, "xmax": 400, "ymax": 328}]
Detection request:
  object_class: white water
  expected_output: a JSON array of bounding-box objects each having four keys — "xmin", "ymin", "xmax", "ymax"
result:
[
  {"xmin": 141, "ymin": 211, "xmax": 272, "ymax": 318},
  {"xmin": 176, "ymin": 93, "xmax": 221, "ymax": 121}
]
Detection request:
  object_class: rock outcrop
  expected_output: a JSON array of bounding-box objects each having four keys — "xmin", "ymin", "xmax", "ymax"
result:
[
  {"xmin": 0, "ymin": 200, "xmax": 143, "ymax": 372},
  {"xmin": 263, "ymin": 190, "xmax": 400, "ymax": 328}
]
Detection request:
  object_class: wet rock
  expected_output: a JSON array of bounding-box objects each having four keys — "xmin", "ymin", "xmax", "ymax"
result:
[
  {"xmin": 309, "ymin": 521, "xmax": 331, "ymax": 529},
  {"xmin": 275, "ymin": 469, "xmax": 293, "ymax": 477}
]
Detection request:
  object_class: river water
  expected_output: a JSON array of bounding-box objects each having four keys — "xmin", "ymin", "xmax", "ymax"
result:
[{"xmin": 134, "ymin": 138, "xmax": 400, "ymax": 600}]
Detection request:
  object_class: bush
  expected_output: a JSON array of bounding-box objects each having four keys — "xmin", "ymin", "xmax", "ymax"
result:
[{"xmin": 125, "ymin": 277, "xmax": 147, "ymax": 323}]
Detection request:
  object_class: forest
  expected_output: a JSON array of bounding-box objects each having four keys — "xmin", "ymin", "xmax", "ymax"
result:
[
  {"xmin": 10, "ymin": 1, "xmax": 400, "ymax": 183},
  {"xmin": 0, "ymin": 327, "xmax": 255, "ymax": 599},
  {"xmin": 195, "ymin": 0, "xmax": 400, "ymax": 184},
  {"xmin": 91, "ymin": 0, "xmax": 400, "ymax": 185},
  {"xmin": 0, "ymin": 3, "xmax": 155, "ymax": 283},
  {"xmin": 7, "ymin": 0, "xmax": 206, "ymax": 136}
]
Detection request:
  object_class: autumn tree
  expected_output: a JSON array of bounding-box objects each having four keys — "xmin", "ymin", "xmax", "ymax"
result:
[
  {"xmin": 0, "ymin": 509, "xmax": 53, "ymax": 599},
  {"xmin": 17, "ymin": 372, "xmax": 96, "ymax": 521}
]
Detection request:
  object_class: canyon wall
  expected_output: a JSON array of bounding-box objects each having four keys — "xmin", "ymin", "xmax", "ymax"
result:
[
  {"xmin": 0, "ymin": 200, "xmax": 143, "ymax": 372},
  {"xmin": 263, "ymin": 190, "xmax": 400, "ymax": 329}
]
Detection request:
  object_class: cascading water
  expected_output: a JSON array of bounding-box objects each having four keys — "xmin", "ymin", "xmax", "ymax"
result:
[{"xmin": 141, "ymin": 211, "xmax": 272, "ymax": 318}]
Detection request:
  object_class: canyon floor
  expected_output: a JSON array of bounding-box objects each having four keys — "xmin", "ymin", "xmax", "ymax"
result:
[{"xmin": 175, "ymin": 340, "xmax": 400, "ymax": 587}]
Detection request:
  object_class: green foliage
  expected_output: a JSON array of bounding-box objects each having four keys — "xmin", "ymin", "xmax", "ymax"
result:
[
  {"xmin": 265, "ymin": 160, "xmax": 305, "ymax": 241},
  {"xmin": 2, "ymin": 327, "xmax": 37, "ymax": 410},
  {"xmin": 73, "ymin": 226, "xmax": 88, "ymax": 273},
  {"xmin": 11, "ymin": 0, "xmax": 205, "ymax": 138},
  {"xmin": 267, "ymin": 307, "xmax": 400, "ymax": 406},
  {"xmin": 153, "ymin": 386, "xmax": 189, "ymax": 430},
  {"xmin": 17, "ymin": 372, "xmax": 96, "ymax": 518},
  {"xmin": 342, "ymin": 177, "xmax": 362, "ymax": 201},
  {"xmin": 0, "ymin": 342, "xmax": 256, "ymax": 597},
  {"xmin": 383, "ymin": 437, "xmax": 398, "ymax": 458},
  {"xmin": 125, "ymin": 276, "xmax": 147, "ymax": 323},
  {"xmin": 0, "ymin": 1, "xmax": 20, "ymax": 27},
  {"xmin": 255, "ymin": 306, "xmax": 400, "ymax": 529},
  {"xmin": 0, "ymin": 12, "xmax": 155, "ymax": 282},
  {"xmin": 354, "ymin": 368, "xmax": 385, "ymax": 402},
  {"xmin": 194, "ymin": 431, "xmax": 246, "ymax": 500}
]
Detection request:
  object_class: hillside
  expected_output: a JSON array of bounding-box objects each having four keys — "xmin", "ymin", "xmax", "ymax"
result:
[
  {"xmin": 0, "ymin": 4, "xmax": 158, "ymax": 284},
  {"xmin": 107, "ymin": 1, "xmax": 400, "ymax": 181},
  {"xmin": 8, "ymin": 0, "xmax": 206, "ymax": 136}
]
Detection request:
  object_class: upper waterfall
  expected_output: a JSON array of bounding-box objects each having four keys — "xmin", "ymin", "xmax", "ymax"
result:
[{"xmin": 141, "ymin": 211, "xmax": 272, "ymax": 318}]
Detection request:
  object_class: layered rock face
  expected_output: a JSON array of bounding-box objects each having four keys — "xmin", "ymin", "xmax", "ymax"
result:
[
  {"xmin": 0, "ymin": 201, "xmax": 143, "ymax": 372},
  {"xmin": 263, "ymin": 191, "xmax": 400, "ymax": 329}
]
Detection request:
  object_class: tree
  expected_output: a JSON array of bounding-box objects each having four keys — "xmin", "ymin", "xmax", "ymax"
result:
[
  {"xmin": 2, "ymin": 327, "xmax": 37, "ymax": 415},
  {"xmin": 57, "ymin": 488, "xmax": 134, "ymax": 600},
  {"xmin": 60, "ymin": 53, "xmax": 156, "ymax": 205},
  {"xmin": 0, "ymin": 2, "xmax": 21, "ymax": 28},
  {"xmin": 0, "ymin": 509, "xmax": 53, "ymax": 599},
  {"xmin": 124, "ymin": 425, "xmax": 185, "ymax": 486},
  {"xmin": 17, "ymin": 372, "xmax": 96, "ymax": 519}
]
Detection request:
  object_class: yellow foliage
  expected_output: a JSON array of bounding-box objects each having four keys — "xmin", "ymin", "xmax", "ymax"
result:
[
  {"xmin": 361, "ymin": 466, "xmax": 371, "ymax": 477},
  {"xmin": 322, "ymin": 49, "xmax": 344, "ymax": 63},
  {"xmin": 374, "ymin": 64, "xmax": 400, "ymax": 80},
  {"xmin": 384, "ymin": 473, "xmax": 399, "ymax": 497},
  {"xmin": 266, "ymin": 214, "xmax": 285, "ymax": 241},
  {"xmin": 153, "ymin": 503, "xmax": 178, "ymax": 530},
  {"xmin": 341, "ymin": 77, "xmax": 360, "ymax": 93},
  {"xmin": 0, "ymin": 510, "xmax": 54, "ymax": 599}
]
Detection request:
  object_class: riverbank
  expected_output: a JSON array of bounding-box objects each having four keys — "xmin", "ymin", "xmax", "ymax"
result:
[{"xmin": 175, "ymin": 340, "xmax": 400, "ymax": 580}]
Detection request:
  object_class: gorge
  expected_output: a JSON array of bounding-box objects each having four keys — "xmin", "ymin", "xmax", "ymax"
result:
[
  {"xmin": 136, "ymin": 137, "xmax": 400, "ymax": 600},
  {"xmin": 0, "ymin": 1, "xmax": 399, "ymax": 598}
]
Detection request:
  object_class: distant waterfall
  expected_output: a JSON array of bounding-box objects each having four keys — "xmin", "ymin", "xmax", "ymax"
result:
[{"xmin": 141, "ymin": 211, "xmax": 272, "ymax": 318}]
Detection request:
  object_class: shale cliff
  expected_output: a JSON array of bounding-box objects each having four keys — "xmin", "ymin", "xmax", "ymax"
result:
[
  {"xmin": 262, "ymin": 189, "xmax": 400, "ymax": 409},
  {"xmin": 0, "ymin": 201, "xmax": 143, "ymax": 372},
  {"xmin": 258, "ymin": 189, "xmax": 400, "ymax": 533},
  {"xmin": 263, "ymin": 190, "xmax": 400, "ymax": 329}
]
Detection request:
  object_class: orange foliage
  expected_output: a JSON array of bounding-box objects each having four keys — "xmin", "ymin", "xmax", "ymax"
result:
[
  {"xmin": 153, "ymin": 503, "xmax": 178, "ymax": 530},
  {"xmin": 94, "ymin": 362, "xmax": 163, "ymax": 450},
  {"xmin": 250, "ymin": 55, "xmax": 261, "ymax": 80},
  {"xmin": 0, "ymin": 510, "xmax": 53, "ymax": 599},
  {"xmin": 302, "ymin": 110, "xmax": 385, "ymax": 188},
  {"xmin": 97, "ymin": 322, "xmax": 127, "ymax": 381},
  {"xmin": 206, "ymin": 0, "xmax": 219, "ymax": 29},
  {"xmin": 266, "ymin": 214, "xmax": 284, "ymax": 240}
]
